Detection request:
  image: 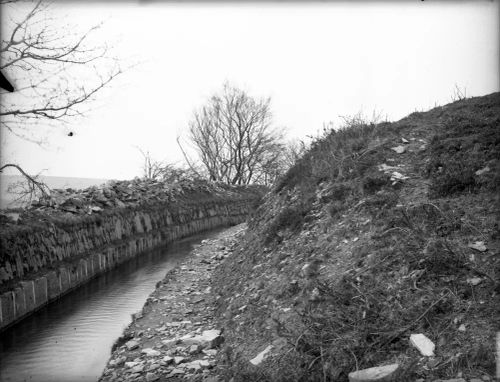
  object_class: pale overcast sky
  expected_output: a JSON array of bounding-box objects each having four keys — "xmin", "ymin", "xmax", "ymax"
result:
[{"xmin": 1, "ymin": 1, "xmax": 499, "ymax": 180}]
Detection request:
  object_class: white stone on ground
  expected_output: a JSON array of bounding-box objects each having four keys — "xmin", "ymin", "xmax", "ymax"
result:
[
  {"xmin": 468, "ymin": 241, "xmax": 487, "ymax": 252},
  {"xmin": 125, "ymin": 339, "xmax": 139, "ymax": 350},
  {"xmin": 141, "ymin": 348, "xmax": 161, "ymax": 357},
  {"xmin": 391, "ymin": 145, "xmax": 406, "ymax": 154},
  {"xmin": 391, "ymin": 171, "xmax": 408, "ymax": 181},
  {"xmin": 249, "ymin": 345, "xmax": 273, "ymax": 366},
  {"xmin": 348, "ymin": 363, "xmax": 399, "ymax": 382},
  {"xmin": 409, "ymin": 333, "xmax": 435, "ymax": 356},
  {"xmin": 475, "ymin": 166, "xmax": 490, "ymax": 176},
  {"xmin": 466, "ymin": 277, "xmax": 482, "ymax": 286},
  {"xmin": 181, "ymin": 329, "xmax": 223, "ymax": 349},
  {"xmin": 162, "ymin": 356, "xmax": 173, "ymax": 364},
  {"xmin": 174, "ymin": 356, "xmax": 187, "ymax": 365}
]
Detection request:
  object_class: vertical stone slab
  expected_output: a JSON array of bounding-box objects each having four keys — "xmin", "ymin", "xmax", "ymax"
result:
[
  {"xmin": 59, "ymin": 267, "xmax": 70, "ymax": 294},
  {"xmin": 34, "ymin": 277, "xmax": 48, "ymax": 308},
  {"xmin": 14, "ymin": 287, "xmax": 26, "ymax": 318},
  {"xmin": 143, "ymin": 214, "xmax": 152, "ymax": 232},
  {"xmin": 83, "ymin": 259, "xmax": 89, "ymax": 279},
  {"xmin": 21, "ymin": 281, "xmax": 35, "ymax": 313},
  {"xmin": 15, "ymin": 254, "xmax": 24, "ymax": 279},
  {"xmin": 46, "ymin": 271, "xmax": 60, "ymax": 300},
  {"xmin": 69, "ymin": 267, "xmax": 79, "ymax": 288},
  {"xmin": 107, "ymin": 252, "xmax": 114, "ymax": 269},
  {"xmin": 0, "ymin": 292, "xmax": 15, "ymax": 328},
  {"xmin": 99, "ymin": 253, "xmax": 107, "ymax": 271},
  {"xmin": 115, "ymin": 218, "xmax": 123, "ymax": 239},
  {"xmin": 115, "ymin": 247, "xmax": 122, "ymax": 265},
  {"xmin": 134, "ymin": 213, "xmax": 144, "ymax": 233},
  {"xmin": 106, "ymin": 250, "xmax": 113, "ymax": 270},
  {"xmin": 92, "ymin": 253, "xmax": 100, "ymax": 274},
  {"xmin": 88, "ymin": 254, "xmax": 96, "ymax": 276},
  {"xmin": 77, "ymin": 259, "xmax": 86, "ymax": 282}
]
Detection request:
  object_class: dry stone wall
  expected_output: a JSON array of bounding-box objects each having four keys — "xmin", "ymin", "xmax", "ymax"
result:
[{"xmin": 0, "ymin": 188, "xmax": 259, "ymax": 332}]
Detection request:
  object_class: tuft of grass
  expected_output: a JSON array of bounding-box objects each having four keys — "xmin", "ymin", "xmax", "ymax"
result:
[
  {"xmin": 264, "ymin": 202, "xmax": 312, "ymax": 244},
  {"xmin": 426, "ymin": 111, "xmax": 500, "ymax": 198},
  {"xmin": 274, "ymin": 117, "xmax": 391, "ymax": 195}
]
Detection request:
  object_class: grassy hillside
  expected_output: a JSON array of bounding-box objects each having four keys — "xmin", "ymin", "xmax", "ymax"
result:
[{"xmin": 212, "ymin": 93, "xmax": 500, "ymax": 381}]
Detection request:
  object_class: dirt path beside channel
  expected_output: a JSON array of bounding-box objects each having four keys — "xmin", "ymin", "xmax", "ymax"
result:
[{"xmin": 99, "ymin": 224, "xmax": 245, "ymax": 382}]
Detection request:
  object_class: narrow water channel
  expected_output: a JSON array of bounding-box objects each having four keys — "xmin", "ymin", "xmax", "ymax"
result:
[{"xmin": 0, "ymin": 230, "xmax": 218, "ymax": 382}]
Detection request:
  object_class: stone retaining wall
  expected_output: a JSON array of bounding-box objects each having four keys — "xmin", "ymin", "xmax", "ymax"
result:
[{"xmin": 0, "ymin": 195, "xmax": 257, "ymax": 332}]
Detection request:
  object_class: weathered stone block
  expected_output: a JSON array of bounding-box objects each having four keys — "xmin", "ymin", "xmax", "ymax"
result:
[
  {"xmin": 99, "ymin": 253, "xmax": 107, "ymax": 270},
  {"xmin": 134, "ymin": 214, "xmax": 144, "ymax": 233},
  {"xmin": 34, "ymin": 277, "xmax": 48, "ymax": 308},
  {"xmin": 59, "ymin": 268, "xmax": 70, "ymax": 293},
  {"xmin": 13, "ymin": 287, "xmax": 26, "ymax": 317},
  {"xmin": 78, "ymin": 259, "xmax": 87, "ymax": 281},
  {"xmin": 348, "ymin": 363, "xmax": 399, "ymax": 382},
  {"xmin": 46, "ymin": 271, "xmax": 60, "ymax": 300},
  {"xmin": 0, "ymin": 291, "xmax": 15, "ymax": 327},
  {"xmin": 107, "ymin": 252, "xmax": 114, "ymax": 269},
  {"xmin": 115, "ymin": 219, "xmax": 123, "ymax": 239},
  {"xmin": 20, "ymin": 281, "xmax": 35, "ymax": 312},
  {"xmin": 143, "ymin": 214, "xmax": 152, "ymax": 232},
  {"xmin": 69, "ymin": 267, "xmax": 79, "ymax": 288},
  {"xmin": 88, "ymin": 253, "xmax": 98, "ymax": 275}
]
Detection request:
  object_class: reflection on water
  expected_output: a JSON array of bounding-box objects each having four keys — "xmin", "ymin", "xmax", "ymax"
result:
[{"xmin": 0, "ymin": 231, "xmax": 216, "ymax": 382}]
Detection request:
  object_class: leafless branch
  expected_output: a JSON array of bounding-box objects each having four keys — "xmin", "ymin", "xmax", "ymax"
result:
[
  {"xmin": 187, "ymin": 82, "xmax": 288, "ymax": 186},
  {"xmin": 0, "ymin": 163, "xmax": 50, "ymax": 206},
  {"xmin": 176, "ymin": 136, "xmax": 203, "ymax": 179},
  {"xmin": 451, "ymin": 83, "xmax": 467, "ymax": 102},
  {"xmin": 0, "ymin": 0, "xmax": 122, "ymax": 136}
]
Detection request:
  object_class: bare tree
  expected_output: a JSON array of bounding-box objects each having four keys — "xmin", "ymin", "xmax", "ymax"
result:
[
  {"xmin": 0, "ymin": 163, "xmax": 50, "ymax": 206},
  {"xmin": 0, "ymin": 0, "xmax": 122, "ymax": 137},
  {"xmin": 188, "ymin": 83, "xmax": 284, "ymax": 185},
  {"xmin": 281, "ymin": 139, "xmax": 308, "ymax": 170},
  {"xmin": 137, "ymin": 146, "xmax": 202, "ymax": 184},
  {"xmin": 136, "ymin": 147, "xmax": 166, "ymax": 181},
  {"xmin": 160, "ymin": 164, "xmax": 201, "ymax": 184},
  {"xmin": 451, "ymin": 83, "xmax": 467, "ymax": 102},
  {"xmin": 0, "ymin": 0, "xmax": 122, "ymax": 206},
  {"xmin": 255, "ymin": 139, "xmax": 308, "ymax": 186}
]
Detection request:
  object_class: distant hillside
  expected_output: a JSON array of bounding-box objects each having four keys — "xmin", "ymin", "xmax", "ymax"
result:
[
  {"xmin": 212, "ymin": 93, "xmax": 500, "ymax": 381},
  {"xmin": 0, "ymin": 175, "xmax": 108, "ymax": 209}
]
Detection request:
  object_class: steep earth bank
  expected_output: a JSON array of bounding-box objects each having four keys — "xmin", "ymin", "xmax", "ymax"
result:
[{"xmin": 210, "ymin": 93, "xmax": 499, "ymax": 382}]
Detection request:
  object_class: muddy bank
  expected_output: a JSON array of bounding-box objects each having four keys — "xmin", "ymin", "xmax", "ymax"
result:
[{"xmin": 100, "ymin": 224, "xmax": 245, "ymax": 382}]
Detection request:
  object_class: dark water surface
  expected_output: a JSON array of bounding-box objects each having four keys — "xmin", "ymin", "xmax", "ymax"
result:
[{"xmin": 0, "ymin": 231, "xmax": 217, "ymax": 382}]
